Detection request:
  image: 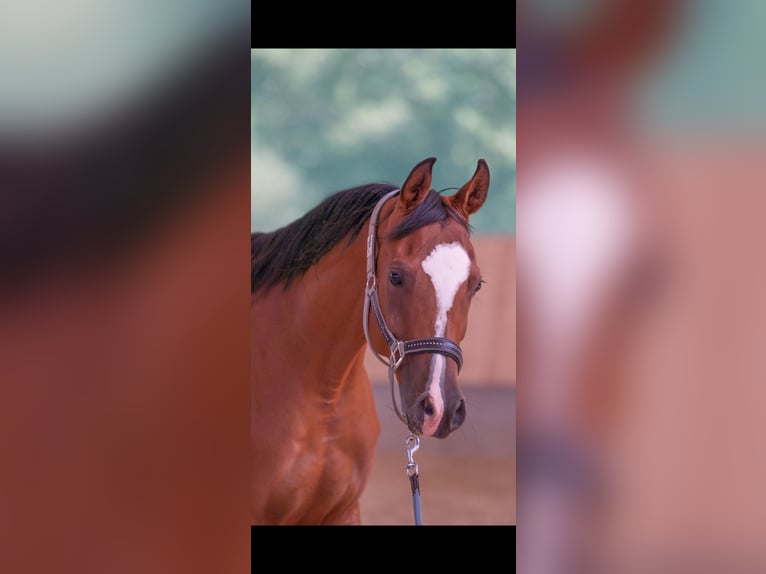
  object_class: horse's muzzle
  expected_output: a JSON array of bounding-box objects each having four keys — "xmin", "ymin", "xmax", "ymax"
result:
[{"xmin": 408, "ymin": 393, "xmax": 466, "ymax": 439}]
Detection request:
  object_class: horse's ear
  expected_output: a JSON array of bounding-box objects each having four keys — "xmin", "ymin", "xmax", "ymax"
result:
[
  {"xmin": 448, "ymin": 159, "xmax": 490, "ymax": 218},
  {"xmin": 399, "ymin": 157, "xmax": 436, "ymax": 211}
]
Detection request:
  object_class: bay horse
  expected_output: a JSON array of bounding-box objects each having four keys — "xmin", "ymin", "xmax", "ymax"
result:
[{"xmin": 251, "ymin": 157, "xmax": 490, "ymax": 524}]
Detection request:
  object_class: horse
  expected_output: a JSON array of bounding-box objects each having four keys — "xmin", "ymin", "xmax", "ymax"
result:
[{"xmin": 250, "ymin": 157, "xmax": 490, "ymax": 525}]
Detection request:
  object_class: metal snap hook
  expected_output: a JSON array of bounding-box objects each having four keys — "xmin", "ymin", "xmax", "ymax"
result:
[
  {"xmin": 406, "ymin": 433, "xmax": 420, "ymax": 455},
  {"xmin": 405, "ymin": 433, "xmax": 420, "ymax": 476}
]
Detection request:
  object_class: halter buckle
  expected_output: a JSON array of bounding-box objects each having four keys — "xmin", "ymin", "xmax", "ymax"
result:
[
  {"xmin": 391, "ymin": 341, "xmax": 407, "ymax": 370},
  {"xmin": 365, "ymin": 273, "xmax": 376, "ymax": 296}
]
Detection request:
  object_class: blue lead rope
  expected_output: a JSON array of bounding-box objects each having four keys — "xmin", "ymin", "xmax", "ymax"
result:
[
  {"xmin": 406, "ymin": 434, "xmax": 423, "ymax": 525},
  {"xmin": 409, "ymin": 472, "xmax": 423, "ymax": 525}
]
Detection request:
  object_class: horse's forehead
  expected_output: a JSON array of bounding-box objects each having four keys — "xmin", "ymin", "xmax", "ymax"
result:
[
  {"xmin": 421, "ymin": 242, "xmax": 472, "ymax": 289},
  {"xmin": 395, "ymin": 223, "xmax": 475, "ymax": 263}
]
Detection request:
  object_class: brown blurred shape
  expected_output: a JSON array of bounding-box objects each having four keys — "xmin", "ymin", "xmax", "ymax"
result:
[{"xmin": 0, "ymin": 24, "xmax": 250, "ymax": 574}]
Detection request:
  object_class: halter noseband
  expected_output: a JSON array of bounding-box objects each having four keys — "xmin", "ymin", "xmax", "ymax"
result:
[{"xmin": 363, "ymin": 189, "xmax": 464, "ymax": 427}]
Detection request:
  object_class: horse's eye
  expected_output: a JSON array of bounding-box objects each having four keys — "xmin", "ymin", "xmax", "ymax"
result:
[
  {"xmin": 389, "ymin": 271, "xmax": 403, "ymax": 286},
  {"xmin": 474, "ymin": 279, "xmax": 485, "ymax": 294}
]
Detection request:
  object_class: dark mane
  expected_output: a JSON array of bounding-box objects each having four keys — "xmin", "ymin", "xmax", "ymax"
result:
[
  {"xmin": 251, "ymin": 184, "xmax": 468, "ymax": 293},
  {"xmin": 388, "ymin": 187, "xmax": 468, "ymax": 241}
]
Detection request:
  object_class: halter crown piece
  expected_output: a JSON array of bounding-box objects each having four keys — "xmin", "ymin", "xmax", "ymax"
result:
[{"xmin": 362, "ymin": 189, "xmax": 464, "ymax": 427}]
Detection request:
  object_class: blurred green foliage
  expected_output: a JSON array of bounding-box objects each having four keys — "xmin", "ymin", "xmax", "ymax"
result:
[{"xmin": 251, "ymin": 49, "xmax": 515, "ymax": 234}]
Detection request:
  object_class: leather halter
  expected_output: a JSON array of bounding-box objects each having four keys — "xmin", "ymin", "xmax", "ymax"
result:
[{"xmin": 363, "ymin": 189, "xmax": 464, "ymax": 427}]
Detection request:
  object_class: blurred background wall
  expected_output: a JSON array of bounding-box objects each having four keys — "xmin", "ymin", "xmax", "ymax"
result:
[{"xmin": 251, "ymin": 49, "xmax": 516, "ymax": 524}]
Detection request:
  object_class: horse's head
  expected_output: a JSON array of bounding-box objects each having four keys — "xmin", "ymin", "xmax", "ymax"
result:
[{"xmin": 371, "ymin": 157, "xmax": 489, "ymax": 438}]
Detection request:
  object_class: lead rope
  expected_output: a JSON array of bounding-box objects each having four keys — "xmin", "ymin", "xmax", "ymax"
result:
[{"xmin": 406, "ymin": 433, "xmax": 423, "ymax": 525}]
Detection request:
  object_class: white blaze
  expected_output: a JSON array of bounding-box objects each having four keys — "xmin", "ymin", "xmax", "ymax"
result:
[
  {"xmin": 517, "ymin": 155, "xmax": 639, "ymax": 421},
  {"xmin": 420, "ymin": 242, "xmax": 471, "ymax": 436}
]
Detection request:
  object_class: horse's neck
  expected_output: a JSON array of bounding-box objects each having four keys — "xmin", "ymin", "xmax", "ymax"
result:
[{"xmin": 286, "ymin": 232, "xmax": 369, "ymax": 398}]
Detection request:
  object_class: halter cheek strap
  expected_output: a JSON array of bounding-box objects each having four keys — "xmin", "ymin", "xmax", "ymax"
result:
[{"xmin": 362, "ymin": 189, "xmax": 465, "ymax": 426}]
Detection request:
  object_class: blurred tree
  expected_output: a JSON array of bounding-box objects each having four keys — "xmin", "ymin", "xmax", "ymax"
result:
[{"xmin": 251, "ymin": 49, "xmax": 515, "ymax": 234}]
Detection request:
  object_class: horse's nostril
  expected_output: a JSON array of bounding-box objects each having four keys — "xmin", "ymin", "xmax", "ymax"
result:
[
  {"xmin": 422, "ymin": 397, "xmax": 434, "ymax": 417},
  {"xmin": 450, "ymin": 398, "xmax": 466, "ymax": 431}
]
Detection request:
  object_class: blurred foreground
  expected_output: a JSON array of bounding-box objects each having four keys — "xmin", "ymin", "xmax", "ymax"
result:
[
  {"xmin": 518, "ymin": 1, "xmax": 766, "ymax": 572},
  {"xmin": 0, "ymin": 5, "xmax": 250, "ymax": 572}
]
